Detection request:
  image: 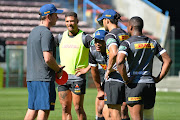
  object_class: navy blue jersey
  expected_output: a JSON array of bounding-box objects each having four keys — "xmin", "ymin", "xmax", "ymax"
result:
[
  {"xmin": 89, "ymin": 46, "xmax": 107, "ymax": 83},
  {"xmin": 118, "ymin": 35, "xmax": 166, "ymax": 83},
  {"xmin": 104, "ymin": 28, "xmax": 129, "ymax": 82}
]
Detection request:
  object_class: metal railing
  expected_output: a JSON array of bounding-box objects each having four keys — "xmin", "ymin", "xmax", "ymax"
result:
[{"xmin": 74, "ymin": 0, "xmax": 127, "ymax": 30}]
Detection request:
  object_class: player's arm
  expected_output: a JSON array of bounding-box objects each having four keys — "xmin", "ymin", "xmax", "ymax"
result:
[
  {"xmin": 154, "ymin": 52, "xmax": 172, "ymax": 83},
  {"xmin": 42, "ymin": 31, "xmax": 64, "ymax": 77},
  {"xmin": 116, "ymin": 53, "xmax": 129, "ymax": 83},
  {"xmin": 91, "ymin": 66, "xmax": 104, "ymax": 99},
  {"xmin": 117, "ymin": 41, "xmax": 130, "ymax": 83},
  {"xmin": 43, "ymin": 51, "xmax": 64, "ymax": 77},
  {"xmin": 91, "ymin": 66, "xmax": 101, "ymax": 91},
  {"xmin": 105, "ymin": 36, "xmax": 118, "ymax": 80},
  {"xmin": 89, "ymin": 50, "xmax": 103, "ymax": 91},
  {"xmin": 75, "ymin": 65, "xmax": 91, "ymax": 76}
]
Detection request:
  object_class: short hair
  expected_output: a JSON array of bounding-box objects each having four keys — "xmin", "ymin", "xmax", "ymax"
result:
[
  {"xmin": 97, "ymin": 13, "xmax": 103, "ymax": 27},
  {"xmin": 109, "ymin": 12, "xmax": 121, "ymax": 25},
  {"xmin": 65, "ymin": 12, "xmax": 78, "ymax": 18},
  {"xmin": 129, "ymin": 16, "xmax": 144, "ymax": 31}
]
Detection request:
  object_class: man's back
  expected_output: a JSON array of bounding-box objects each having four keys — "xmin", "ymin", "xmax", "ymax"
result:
[{"xmin": 120, "ymin": 35, "xmax": 166, "ymax": 83}]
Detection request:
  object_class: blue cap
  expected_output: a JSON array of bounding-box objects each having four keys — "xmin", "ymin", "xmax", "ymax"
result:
[
  {"xmin": 94, "ymin": 30, "xmax": 108, "ymax": 40},
  {"xmin": 97, "ymin": 9, "xmax": 117, "ymax": 21},
  {"xmin": 39, "ymin": 4, "xmax": 63, "ymax": 16}
]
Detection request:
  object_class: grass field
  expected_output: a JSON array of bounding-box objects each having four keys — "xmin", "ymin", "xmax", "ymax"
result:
[{"xmin": 0, "ymin": 88, "xmax": 180, "ymax": 120}]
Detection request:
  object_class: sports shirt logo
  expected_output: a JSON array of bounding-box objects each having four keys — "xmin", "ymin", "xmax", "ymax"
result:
[
  {"xmin": 106, "ymin": 49, "xmax": 109, "ymax": 55},
  {"xmin": 134, "ymin": 43, "xmax": 154, "ymax": 49},
  {"xmin": 118, "ymin": 35, "xmax": 129, "ymax": 41},
  {"xmin": 100, "ymin": 64, "xmax": 107, "ymax": 70},
  {"xmin": 128, "ymin": 97, "xmax": 142, "ymax": 101}
]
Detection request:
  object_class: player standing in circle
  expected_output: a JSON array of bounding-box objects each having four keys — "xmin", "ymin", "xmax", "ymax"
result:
[
  {"xmin": 97, "ymin": 9, "xmax": 130, "ymax": 120},
  {"xmin": 55, "ymin": 12, "xmax": 93, "ymax": 120},
  {"xmin": 117, "ymin": 16, "xmax": 172, "ymax": 120},
  {"xmin": 24, "ymin": 4, "xmax": 64, "ymax": 120},
  {"xmin": 89, "ymin": 30, "xmax": 108, "ymax": 120}
]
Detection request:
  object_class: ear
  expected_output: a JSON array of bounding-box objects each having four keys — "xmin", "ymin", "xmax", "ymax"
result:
[
  {"xmin": 77, "ymin": 19, "xmax": 79, "ymax": 24},
  {"xmin": 106, "ymin": 19, "xmax": 110, "ymax": 24},
  {"xmin": 47, "ymin": 14, "xmax": 52, "ymax": 21},
  {"xmin": 130, "ymin": 25, "xmax": 133, "ymax": 31}
]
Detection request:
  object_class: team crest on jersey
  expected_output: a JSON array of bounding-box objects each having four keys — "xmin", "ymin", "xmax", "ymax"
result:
[
  {"xmin": 106, "ymin": 38, "xmax": 116, "ymax": 45},
  {"xmin": 118, "ymin": 35, "xmax": 129, "ymax": 41},
  {"xmin": 134, "ymin": 43, "xmax": 154, "ymax": 49},
  {"xmin": 100, "ymin": 64, "xmax": 107, "ymax": 70},
  {"xmin": 119, "ymin": 46, "xmax": 127, "ymax": 51}
]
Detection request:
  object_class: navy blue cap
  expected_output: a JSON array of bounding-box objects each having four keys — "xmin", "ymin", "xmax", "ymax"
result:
[
  {"xmin": 97, "ymin": 9, "xmax": 117, "ymax": 21},
  {"xmin": 94, "ymin": 30, "xmax": 108, "ymax": 40},
  {"xmin": 39, "ymin": 4, "xmax": 63, "ymax": 16}
]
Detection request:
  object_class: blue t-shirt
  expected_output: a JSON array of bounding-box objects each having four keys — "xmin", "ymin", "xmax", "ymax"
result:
[{"xmin": 26, "ymin": 26, "xmax": 56, "ymax": 81}]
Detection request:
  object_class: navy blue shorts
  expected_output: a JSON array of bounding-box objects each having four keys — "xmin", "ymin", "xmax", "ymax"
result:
[
  {"xmin": 58, "ymin": 80, "xmax": 86, "ymax": 95},
  {"xmin": 125, "ymin": 83, "xmax": 156, "ymax": 109},
  {"xmin": 104, "ymin": 81, "xmax": 125, "ymax": 105},
  {"xmin": 27, "ymin": 81, "xmax": 56, "ymax": 110}
]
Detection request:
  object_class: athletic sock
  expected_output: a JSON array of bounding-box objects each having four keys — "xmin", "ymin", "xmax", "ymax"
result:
[
  {"xmin": 97, "ymin": 117, "xmax": 105, "ymax": 120},
  {"xmin": 95, "ymin": 115, "xmax": 98, "ymax": 120}
]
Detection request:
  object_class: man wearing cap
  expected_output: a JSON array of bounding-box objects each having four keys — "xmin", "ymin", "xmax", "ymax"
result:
[
  {"xmin": 55, "ymin": 12, "xmax": 93, "ymax": 120},
  {"xmin": 97, "ymin": 9, "xmax": 130, "ymax": 120},
  {"xmin": 89, "ymin": 30, "xmax": 108, "ymax": 120},
  {"xmin": 24, "ymin": 4, "xmax": 64, "ymax": 120}
]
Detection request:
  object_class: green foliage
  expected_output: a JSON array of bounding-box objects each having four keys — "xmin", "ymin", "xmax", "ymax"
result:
[{"xmin": 0, "ymin": 88, "xmax": 180, "ymax": 120}]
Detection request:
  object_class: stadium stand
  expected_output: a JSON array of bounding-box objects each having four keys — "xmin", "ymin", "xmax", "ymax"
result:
[
  {"xmin": 1, "ymin": 0, "xmax": 167, "ymax": 88},
  {"xmin": 0, "ymin": 0, "xmax": 95, "ymax": 43}
]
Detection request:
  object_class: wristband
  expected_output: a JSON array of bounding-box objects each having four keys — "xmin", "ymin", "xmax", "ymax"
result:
[
  {"xmin": 56, "ymin": 68, "xmax": 62, "ymax": 74},
  {"xmin": 56, "ymin": 66, "xmax": 65, "ymax": 74}
]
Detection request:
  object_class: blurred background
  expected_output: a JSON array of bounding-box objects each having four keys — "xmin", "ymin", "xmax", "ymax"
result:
[{"xmin": 0, "ymin": 0, "xmax": 179, "ymax": 91}]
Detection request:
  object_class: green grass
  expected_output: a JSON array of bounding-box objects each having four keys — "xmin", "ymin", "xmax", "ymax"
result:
[{"xmin": 0, "ymin": 88, "xmax": 180, "ymax": 120}]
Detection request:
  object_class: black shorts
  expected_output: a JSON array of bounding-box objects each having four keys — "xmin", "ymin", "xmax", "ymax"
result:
[
  {"xmin": 58, "ymin": 80, "xmax": 86, "ymax": 95},
  {"xmin": 125, "ymin": 83, "xmax": 156, "ymax": 109},
  {"xmin": 104, "ymin": 81, "xmax": 125, "ymax": 105}
]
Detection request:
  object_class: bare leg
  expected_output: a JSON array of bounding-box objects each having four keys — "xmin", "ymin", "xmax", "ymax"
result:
[
  {"xmin": 128, "ymin": 104, "xmax": 143, "ymax": 120},
  {"xmin": 103, "ymin": 104, "xmax": 109, "ymax": 119},
  {"xmin": 58, "ymin": 90, "xmax": 72, "ymax": 120},
  {"xmin": 108, "ymin": 104, "xmax": 121, "ymax": 120},
  {"xmin": 24, "ymin": 109, "xmax": 38, "ymax": 120},
  {"xmin": 37, "ymin": 110, "xmax": 50, "ymax": 120},
  {"xmin": 97, "ymin": 98, "xmax": 104, "ymax": 118},
  {"xmin": 72, "ymin": 92, "xmax": 87, "ymax": 120},
  {"xmin": 121, "ymin": 102, "xmax": 130, "ymax": 119}
]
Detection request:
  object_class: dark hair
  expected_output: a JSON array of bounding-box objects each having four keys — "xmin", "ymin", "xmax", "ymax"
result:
[
  {"xmin": 65, "ymin": 12, "xmax": 78, "ymax": 18},
  {"xmin": 97, "ymin": 13, "xmax": 103, "ymax": 27},
  {"xmin": 109, "ymin": 12, "xmax": 121, "ymax": 25},
  {"xmin": 129, "ymin": 16, "xmax": 144, "ymax": 31}
]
